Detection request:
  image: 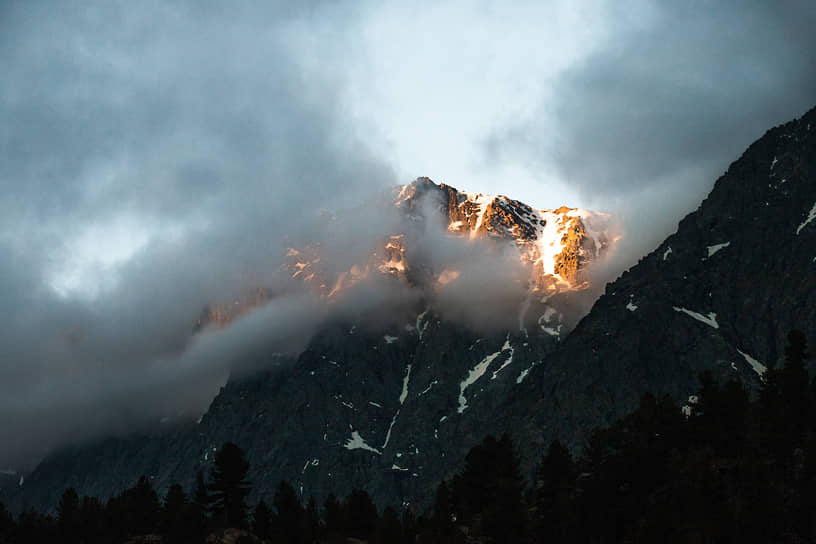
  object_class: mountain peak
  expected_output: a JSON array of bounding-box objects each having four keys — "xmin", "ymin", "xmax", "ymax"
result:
[
  {"xmin": 202, "ymin": 178, "xmax": 617, "ymax": 337},
  {"xmin": 390, "ymin": 177, "xmax": 614, "ymax": 286}
]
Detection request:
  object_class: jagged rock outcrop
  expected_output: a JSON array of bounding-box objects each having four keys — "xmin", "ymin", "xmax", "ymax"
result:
[
  {"xmin": 214, "ymin": 177, "xmax": 614, "ymax": 336},
  {"xmin": 391, "ymin": 177, "xmax": 611, "ymax": 287}
]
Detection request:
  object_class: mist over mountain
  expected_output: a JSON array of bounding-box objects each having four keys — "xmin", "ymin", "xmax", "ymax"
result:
[
  {"xmin": 3, "ymin": 2, "xmax": 816, "ymax": 533},
  {"xmin": 2, "ymin": 0, "xmax": 815, "ymax": 473},
  {"xmin": 4, "ymin": 104, "xmax": 815, "ymax": 515},
  {"xmin": 3, "ymin": 173, "xmax": 623, "ymax": 510}
]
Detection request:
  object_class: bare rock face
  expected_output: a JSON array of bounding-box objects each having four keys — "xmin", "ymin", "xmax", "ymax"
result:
[
  {"xmin": 277, "ymin": 176, "xmax": 615, "ymax": 337},
  {"xmin": 194, "ymin": 289, "xmax": 271, "ymax": 330},
  {"xmin": 391, "ymin": 177, "xmax": 611, "ymax": 288}
]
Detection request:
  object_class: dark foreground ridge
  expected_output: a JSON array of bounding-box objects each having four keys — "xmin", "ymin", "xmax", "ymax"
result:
[{"xmin": 5, "ymin": 105, "xmax": 816, "ymax": 517}]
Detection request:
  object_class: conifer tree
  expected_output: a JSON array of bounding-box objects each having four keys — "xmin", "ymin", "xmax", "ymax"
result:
[
  {"xmin": 161, "ymin": 483, "xmax": 188, "ymax": 540},
  {"xmin": 304, "ymin": 496, "xmax": 320, "ymax": 542},
  {"xmin": 373, "ymin": 506, "xmax": 404, "ymax": 544},
  {"xmin": 193, "ymin": 470, "xmax": 210, "ymax": 513},
  {"xmin": 432, "ymin": 480, "xmax": 453, "ymax": 528},
  {"xmin": 115, "ymin": 476, "xmax": 161, "ymax": 535},
  {"xmin": 535, "ymin": 440, "xmax": 576, "ymax": 541},
  {"xmin": 343, "ymin": 489, "xmax": 378, "ymax": 541},
  {"xmin": 78, "ymin": 495, "xmax": 104, "ymax": 544},
  {"xmin": 760, "ymin": 330, "xmax": 813, "ymax": 461},
  {"xmin": 57, "ymin": 487, "xmax": 80, "ymax": 543},
  {"xmin": 0, "ymin": 501, "xmax": 14, "ymax": 544},
  {"xmin": 785, "ymin": 329, "xmax": 811, "ymax": 368},
  {"xmin": 252, "ymin": 500, "xmax": 272, "ymax": 540},
  {"xmin": 458, "ymin": 434, "xmax": 526, "ymax": 542},
  {"xmin": 273, "ymin": 480, "xmax": 304, "ymax": 543},
  {"xmin": 16, "ymin": 510, "xmax": 57, "ymax": 543},
  {"xmin": 430, "ymin": 480, "xmax": 465, "ymax": 543},
  {"xmin": 322, "ymin": 493, "xmax": 343, "ymax": 541},
  {"xmin": 401, "ymin": 507, "xmax": 417, "ymax": 544},
  {"xmin": 209, "ymin": 442, "xmax": 251, "ymax": 528}
]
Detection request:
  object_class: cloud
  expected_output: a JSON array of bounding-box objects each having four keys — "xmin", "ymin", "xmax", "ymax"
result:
[
  {"xmin": 2, "ymin": 0, "xmax": 814, "ymax": 469},
  {"xmin": 0, "ymin": 0, "xmax": 399, "ymax": 468},
  {"xmin": 485, "ymin": 0, "xmax": 816, "ymax": 264}
]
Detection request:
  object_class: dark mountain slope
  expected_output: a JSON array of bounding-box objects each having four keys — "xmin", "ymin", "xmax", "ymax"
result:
[{"xmin": 504, "ymin": 105, "xmax": 816, "ymax": 468}]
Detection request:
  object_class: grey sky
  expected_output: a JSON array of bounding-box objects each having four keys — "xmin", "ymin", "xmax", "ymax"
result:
[
  {"xmin": 1, "ymin": 0, "xmax": 814, "ymax": 467},
  {"xmin": 483, "ymin": 0, "xmax": 816, "ymax": 257}
]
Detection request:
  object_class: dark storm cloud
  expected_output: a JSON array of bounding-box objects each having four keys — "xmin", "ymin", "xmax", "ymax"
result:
[
  {"xmin": 0, "ymin": 0, "xmax": 397, "ymax": 468},
  {"xmin": 1, "ymin": 1, "xmax": 386, "ymax": 233},
  {"xmin": 3, "ymin": 0, "xmax": 815, "ymax": 470},
  {"xmin": 486, "ymin": 0, "xmax": 816, "ymax": 265}
]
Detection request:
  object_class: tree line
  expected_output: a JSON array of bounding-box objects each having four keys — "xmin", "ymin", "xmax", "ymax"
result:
[{"xmin": 0, "ymin": 329, "xmax": 813, "ymax": 543}]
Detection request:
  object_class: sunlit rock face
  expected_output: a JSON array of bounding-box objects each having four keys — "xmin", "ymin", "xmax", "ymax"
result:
[
  {"xmin": 203, "ymin": 177, "xmax": 617, "ymax": 336},
  {"xmin": 281, "ymin": 177, "xmax": 617, "ymax": 336},
  {"xmin": 194, "ymin": 288, "xmax": 271, "ymax": 330},
  {"xmin": 393, "ymin": 177, "xmax": 611, "ymax": 288}
]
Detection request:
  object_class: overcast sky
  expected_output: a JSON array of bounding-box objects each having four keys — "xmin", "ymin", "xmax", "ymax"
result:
[{"xmin": 1, "ymin": 0, "xmax": 814, "ymax": 468}]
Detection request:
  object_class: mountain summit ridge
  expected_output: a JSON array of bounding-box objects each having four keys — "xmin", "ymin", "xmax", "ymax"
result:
[{"xmin": 206, "ymin": 177, "xmax": 616, "ymax": 336}]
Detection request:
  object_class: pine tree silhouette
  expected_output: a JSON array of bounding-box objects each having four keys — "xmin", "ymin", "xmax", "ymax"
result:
[
  {"xmin": 430, "ymin": 480, "xmax": 466, "ymax": 543},
  {"xmin": 457, "ymin": 434, "xmax": 526, "ymax": 542},
  {"xmin": 786, "ymin": 329, "xmax": 811, "ymax": 368},
  {"xmin": 193, "ymin": 470, "xmax": 210, "ymax": 516},
  {"xmin": 57, "ymin": 487, "xmax": 80, "ymax": 543},
  {"xmin": 78, "ymin": 495, "xmax": 104, "ymax": 544},
  {"xmin": 343, "ymin": 489, "xmax": 378, "ymax": 541},
  {"xmin": 304, "ymin": 496, "xmax": 320, "ymax": 542},
  {"xmin": 108, "ymin": 476, "xmax": 160, "ymax": 536},
  {"xmin": 252, "ymin": 499, "xmax": 272, "ymax": 540},
  {"xmin": 16, "ymin": 509, "xmax": 57, "ymax": 543},
  {"xmin": 322, "ymin": 493, "xmax": 343, "ymax": 541},
  {"xmin": 401, "ymin": 506, "xmax": 417, "ymax": 544},
  {"xmin": 534, "ymin": 440, "xmax": 576, "ymax": 542},
  {"xmin": 161, "ymin": 483, "xmax": 190, "ymax": 541},
  {"xmin": 760, "ymin": 330, "xmax": 813, "ymax": 462},
  {"xmin": 208, "ymin": 442, "xmax": 251, "ymax": 529},
  {"xmin": 0, "ymin": 501, "xmax": 14, "ymax": 544},
  {"xmin": 373, "ymin": 506, "xmax": 404, "ymax": 544},
  {"xmin": 272, "ymin": 480, "xmax": 304, "ymax": 543}
]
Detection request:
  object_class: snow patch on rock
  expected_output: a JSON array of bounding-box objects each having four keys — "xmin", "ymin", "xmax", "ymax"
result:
[
  {"xmin": 796, "ymin": 202, "xmax": 816, "ymax": 235},
  {"xmin": 344, "ymin": 431, "xmax": 381, "ymax": 454},
  {"xmin": 706, "ymin": 242, "xmax": 730, "ymax": 257},
  {"xmin": 673, "ymin": 306, "xmax": 719, "ymax": 329},
  {"xmin": 737, "ymin": 348, "xmax": 767, "ymax": 376},
  {"xmin": 458, "ymin": 349, "xmax": 503, "ymax": 413},
  {"xmin": 491, "ymin": 335, "xmax": 515, "ymax": 380},
  {"xmin": 399, "ymin": 364, "xmax": 412, "ymax": 405}
]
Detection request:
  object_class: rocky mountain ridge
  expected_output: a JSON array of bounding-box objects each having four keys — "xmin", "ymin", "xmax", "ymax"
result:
[
  {"xmin": 6, "ymin": 105, "xmax": 816, "ymax": 515},
  {"xmin": 201, "ymin": 177, "xmax": 615, "ymax": 336}
]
